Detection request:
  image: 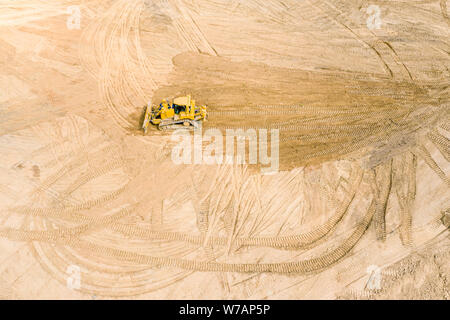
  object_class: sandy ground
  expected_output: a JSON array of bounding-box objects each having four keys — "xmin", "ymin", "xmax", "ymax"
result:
[{"xmin": 0, "ymin": 0, "xmax": 449, "ymax": 299}]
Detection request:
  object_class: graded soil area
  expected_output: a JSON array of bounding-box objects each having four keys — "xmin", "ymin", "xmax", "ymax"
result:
[{"xmin": 0, "ymin": 0, "xmax": 448, "ymax": 299}]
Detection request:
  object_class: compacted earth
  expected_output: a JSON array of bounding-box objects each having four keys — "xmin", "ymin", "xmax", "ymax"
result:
[{"xmin": 0, "ymin": 0, "xmax": 448, "ymax": 299}]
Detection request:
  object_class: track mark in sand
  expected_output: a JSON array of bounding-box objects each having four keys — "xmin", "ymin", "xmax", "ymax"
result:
[
  {"xmin": 0, "ymin": 1, "xmax": 66, "ymax": 26},
  {"xmin": 11, "ymin": 178, "xmax": 131, "ymax": 224},
  {"xmin": 9, "ymin": 186, "xmax": 377, "ymax": 276},
  {"xmin": 80, "ymin": 0, "xmax": 157, "ymax": 131},
  {"xmin": 415, "ymin": 144, "xmax": 450, "ymax": 188},
  {"xmin": 2, "ymin": 0, "xmax": 449, "ymax": 298},
  {"xmin": 166, "ymin": 0, "xmax": 218, "ymax": 56},
  {"xmin": 57, "ymin": 157, "xmax": 124, "ymax": 202},
  {"xmin": 30, "ymin": 142, "xmax": 121, "ymax": 200},
  {"xmin": 372, "ymin": 160, "xmax": 392, "ymax": 241},
  {"xmin": 28, "ymin": 231, "xmax": 195, "ymax": 297},
  {"xmin": 308, "ymin": 0, "xmax": 413, "ymax": 81},
  {"xmin": 1, "ymin": 162, "xmax": 367, "ymax": 276},
  {"xmin": 93, "ymin": 165, "xmax": 363, "ymax": 250},
  {"xmin": 43, "ymin": 197, "xmax": 375, "ymax": 274},
  {"xmin": 1, "ymin": 113, "xmax": 131, "ymax": 219},
  {"xmin": 427, "ymin": 129, "xmax": 450, "ymax": 162},
  {"xmin": 441, "ymin": 0, "xmax": 450, "ymax": 26},
  {"xmin": 0, "ymin": 205, "xmax": 135, "ymax": 242},
  {"xmin": 393, "ymin": 152, "xmax": 417, "ymax": 246},
  {"xmin": 26, "ymin": 194, "xmax": 196, "ymax": 296},
  {"xmin": 441, "ymin": 123, "xmax": 450, "ymax": 132}
]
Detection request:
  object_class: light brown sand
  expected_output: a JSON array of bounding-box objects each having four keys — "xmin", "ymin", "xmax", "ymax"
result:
[{"xmin": 0, "ymin": 0, "xmax": 448, "ymax": 299}]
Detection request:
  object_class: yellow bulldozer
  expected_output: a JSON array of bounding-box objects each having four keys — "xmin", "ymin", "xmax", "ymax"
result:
[{"xmin": 142, "ymin": 95, "xmax": 207, "ymax": 133}]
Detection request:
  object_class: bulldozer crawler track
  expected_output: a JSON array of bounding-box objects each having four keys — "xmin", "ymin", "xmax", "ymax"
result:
[
  {"xmin": 112, "ymin": 167, "xmax": 363, "ymax": 249},
  {"xmin": 42, "ymin": 198, "xmax": 375, "ymax": 274}
]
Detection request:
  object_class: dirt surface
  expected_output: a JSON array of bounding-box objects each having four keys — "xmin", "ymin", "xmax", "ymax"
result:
[{"xmin": 0, "ymin": 0, "xmax": 449, "ymax": 299}]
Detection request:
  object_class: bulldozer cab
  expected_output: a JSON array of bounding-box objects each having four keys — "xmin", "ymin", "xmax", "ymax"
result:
[
  {"xmin": 173, "ymin": 95, "xmax": 194, "ymax": 116},
  {"xmin": 173, "ymin": 104, "xmax": 186, "ymax": 114},
  {"xmin": 143, "ymin": 94, "xmax": 206, "ymax": 132}
]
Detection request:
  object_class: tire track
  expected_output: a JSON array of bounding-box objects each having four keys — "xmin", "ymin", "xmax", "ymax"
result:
[
  {"xmin": 52, "ymin": 197, "xmax": 375, "ymax": 274},
  {"xmin": 427, "ymin": 129, "xmax": 450, "ymax": 162},
  {"xmin": 393, "ymin": 152, "xmax": 416, "ymax": 246},
  {"xmin": 415, "ymin": 144, "xmax": 450, "ymax": 188},
  {"xmin": 110, "ymin": 165, "xmax": 363, "ymax": 249},
  {"xmin": 372, "ymin": 160, "xmax": 392, "ymax": 241}
]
